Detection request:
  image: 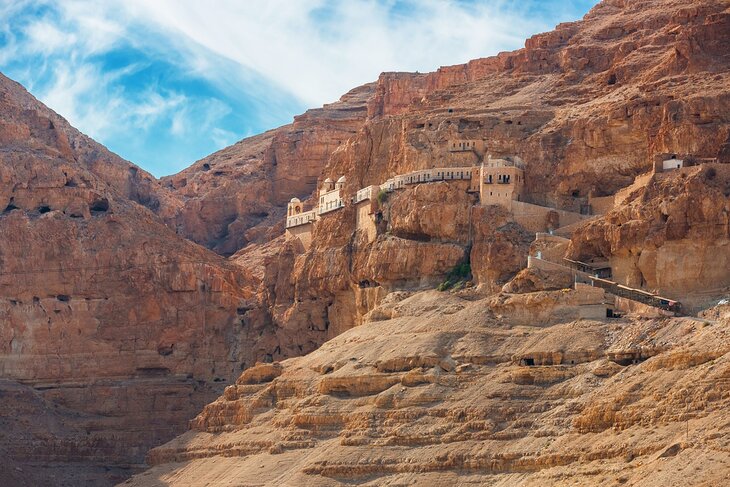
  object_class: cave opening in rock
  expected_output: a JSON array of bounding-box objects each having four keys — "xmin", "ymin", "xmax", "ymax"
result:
[
  {"xmin": 522, "ymin": 358, "xmax": 535, "ymax": 366},
  {"xmin": 4, "ymin": 202, "xmax": 19, "ymax": 213},
  {"xmin": 607, "ymin": 73, "xmax": 617, "ymax": 85},
  {"xmin": 90, "ymin": 198, "xmax": 109, "ymax": 213},
  {"xmin": 38, "ymin": 205, "xmax": 51, "ymax": 214}
]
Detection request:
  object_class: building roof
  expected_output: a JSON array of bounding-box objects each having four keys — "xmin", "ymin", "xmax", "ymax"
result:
[
  {"xmin": 289, "ymin": 197, "xmax": 301, "ymax": 203},
  {"xmin": 337, "ymin": 175, "xmax": 346, "ymax": 183},
  {"xmin": 323, "ymin": 177, "xmax": 333, "ymax": 183}
]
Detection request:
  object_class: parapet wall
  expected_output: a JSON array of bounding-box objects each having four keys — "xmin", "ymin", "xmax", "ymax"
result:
[{"xmin": 511, "ymin": 200, "xmax": 588, "ymax": 233}]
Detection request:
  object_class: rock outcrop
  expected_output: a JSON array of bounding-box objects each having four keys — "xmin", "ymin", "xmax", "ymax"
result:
[
  {"xmin": 2, "ymin": 0, "xmax": 730, "ymax": 485},
  {"xmin": 125, "ymin": 290, "xmax": 730, "ymax": 487},
  {"xmin": 568, "ymin": 164, "xmax": 730, "ymax": 309},
  {"xmin": 0, "ymin": 74, "xmax": 255, "ymax": 485}
]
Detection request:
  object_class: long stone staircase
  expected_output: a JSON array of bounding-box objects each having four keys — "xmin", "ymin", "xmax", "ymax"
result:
[{"xmin": 527, "ymin": 254, "xmax": 682, "ymax": 315}]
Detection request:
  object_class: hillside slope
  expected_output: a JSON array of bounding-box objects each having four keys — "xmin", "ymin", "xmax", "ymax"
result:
[
  {"xmin": 123, "ymin": 0, "xmax": 730, "ymax": 485},
  {"xmin": 126, "ymin": 291, "xmax": 730, "ymax": 486},
  {"xmin": 0, "ymin": 74, "xmax": 255, "ymax": 485}
]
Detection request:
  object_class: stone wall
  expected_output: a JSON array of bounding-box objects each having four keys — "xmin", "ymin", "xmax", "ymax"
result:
[
  {"xmin": 588, "ymin": 195, "xmax": 615, "ymax": 215},
  {"xmin": 355, "ymin": 200, "xmax": 377, "ymax": 243},
  {"xmin": 512, "ymin": 200, "xmax": 588, "ymax": 233},
  {"xmin": 614, "ymin": 296, "xmax": 674, "ymax": 318},
  {"xmin": 286, "ymin": 223, "xmax": 313, "ymax": 250}
]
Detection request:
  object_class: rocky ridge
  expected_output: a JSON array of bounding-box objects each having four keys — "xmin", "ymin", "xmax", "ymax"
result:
[
  {"xmin": 1, "ymin": 0, "xmax": 729, "ymax": 485},
  {"xmin": 127, "ymin": 290, "xmax": 730, "ymax": 486},
  {"xmin": 0, "ymin": 73, "xmax": 252, "ymax": 484}
]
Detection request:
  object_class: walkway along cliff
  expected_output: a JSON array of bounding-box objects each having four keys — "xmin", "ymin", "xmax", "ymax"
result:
[{"xmin": 1, "ymin": 0, "xmax": 729, "ymax": 485}]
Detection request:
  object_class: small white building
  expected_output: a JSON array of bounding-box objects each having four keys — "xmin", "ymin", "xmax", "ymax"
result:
[
  {"xmin": 662, "ymin": 157, "xmax": 684, "ymax": 171},
  {"xmin": 318, "ymin": 176, "xmax": 346, "ymax": 215},
  {"xmin": 285, "ymin": 197, "xmax": 316, "ymax": 250}
]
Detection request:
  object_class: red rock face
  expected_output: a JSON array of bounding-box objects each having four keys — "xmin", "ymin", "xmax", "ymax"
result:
[
  {"xmin": 160, "ymin": 84, "xmax": 375, "ymax": 256},
  {"xmin": 232, "ymin": 0, "xmax": 729, "ymax": 352},
  {"xmin": 1, "ymin": 0, "xmax": 729, "ymax": 485},
  {"xmin": 0, "ymin": 73, "xmax": 255, "ymax": 485}
]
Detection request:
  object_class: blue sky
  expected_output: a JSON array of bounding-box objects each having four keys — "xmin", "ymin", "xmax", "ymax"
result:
[{"xmin": 0, "ymin": 0, "xmax": 596, "ymax": 177}]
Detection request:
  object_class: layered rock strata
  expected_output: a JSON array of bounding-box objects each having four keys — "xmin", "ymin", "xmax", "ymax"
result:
[{"xmin": 126, "ymin": 290, "xmax": 730, "ymax": 486}]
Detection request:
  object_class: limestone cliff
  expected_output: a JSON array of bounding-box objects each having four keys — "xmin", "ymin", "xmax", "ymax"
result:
[
  {"xmin": 0, "ymin": 74, "xmax": 255, "ymax": 485},
  {"xmin": 2, "ymin": 0, "xmax": 730, "ymax": 485},
  {"xmin": 222, "ymin": 0, "xmax": 730, "ymax": 363},
  {"xmin": 126, "ymin": 290, "xmax": 730, "ymax": 487}
]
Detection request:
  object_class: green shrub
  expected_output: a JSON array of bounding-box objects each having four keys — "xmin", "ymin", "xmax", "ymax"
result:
[
  {"xmin": 437, "ymin": 262, "xmax": 472, "ymax": 292},
  {"xmin": 377, "ymin": 189, "xmax": 389, "ymax": 206}
]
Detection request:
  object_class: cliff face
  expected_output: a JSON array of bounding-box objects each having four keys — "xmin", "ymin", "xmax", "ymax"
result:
[
  {"xmin": 2, "ymin": 0, "xmax": 730, "ymax": 485},
  {"xmin": 128, "ymin": 290, "xmax": 730, "ymax": 487},
  {"xmin": 219, "ymin": 0, "xmax": 729, "ymax": 363},
  {"xmin": 0, "ymin": 74, "xmax": 259, "ymax": 485}
]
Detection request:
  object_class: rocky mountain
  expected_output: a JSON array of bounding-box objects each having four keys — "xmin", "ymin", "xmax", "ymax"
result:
[
  {"xmin": 1, "ymin": 0, "xmax": 729, "ymax": 485},
  {"xmin": 0, "ymin": 73, "xmax": 251, "ymax": 484},
  {"xmin": 120, "ymin": 0, "xmax": 730, "ymax": 485},
  {"xmin": 189, "ymin": 0, "xmax": 730, "ymax": 371}
]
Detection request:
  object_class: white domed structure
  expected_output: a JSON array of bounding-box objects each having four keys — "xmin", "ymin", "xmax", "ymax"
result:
[
  {"xmin": 321, "ymin": 177, "xmax": 335, "ymax": 193},
  {"xmin": 337, "ymin": 175, "xmax": 346, "ymax": 183},
  {"xmin": 287, "ymin": 196, "xmax": 303, "ymax": 216}
]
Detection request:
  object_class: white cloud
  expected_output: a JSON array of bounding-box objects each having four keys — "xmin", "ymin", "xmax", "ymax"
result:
[
  {"xmin": 211, "ymin": 127, "xmax": 236, "ymax": 148},
  {"xmin": 23, "ymin": 20, "xmax": 77, "ymax": 55},
  {"xmin": 107, "ymin": 0, "xmax": 565, "ymax": 106},
  {"xmin": 0, "ymin": 0, "xmax": 593, "ymax": 175}
]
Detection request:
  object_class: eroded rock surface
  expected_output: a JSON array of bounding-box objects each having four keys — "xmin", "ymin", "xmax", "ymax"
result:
[
  {"xmin": 0, "ymin": 73, "xmax": 254, "ymax": 485},
  {"xmin": 2, "ymin": 0, "xmax": 730, "ymax": 484},
  {"xmin": 125, "ymin": 290, "xmax": 730, "ymax": 487}
]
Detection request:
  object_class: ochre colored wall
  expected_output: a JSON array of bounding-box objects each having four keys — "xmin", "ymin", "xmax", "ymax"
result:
[{"xmin": 286, "ymin": 223, "xmax": 313, "ymax": 250}]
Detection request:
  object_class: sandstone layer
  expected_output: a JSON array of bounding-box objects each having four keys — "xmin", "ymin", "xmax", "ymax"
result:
[
  {"xmin": 0, "ymin": 74, "xmax": 255, "ymax": 485},
  {"xmin": 2, "ymin": 0, "xmax": 730, "ymax": 485},
  {"xmin": 125, "ymin": 289, "xmax": 730, "ymax": 487}
]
